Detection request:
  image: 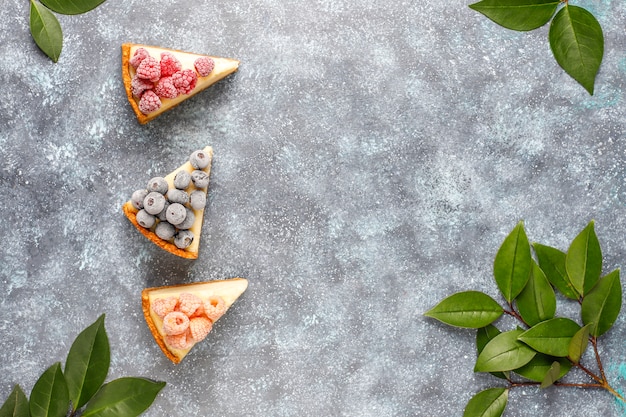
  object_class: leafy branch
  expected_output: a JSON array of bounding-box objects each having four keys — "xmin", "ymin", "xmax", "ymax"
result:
[
  {"xmin": 469, "ymin": 0, "xmax": 604, "ymax": 95},
  {"xmin": 425, "ymin": 221, "xmax": 624, "ymax": 417},
  {"xmin": 29, "ymin": 0, "xmax": 106, "ymax": 62},
  {"xmin": 0, "ymin": 315, "xmax": 165, "ymax": 417}
]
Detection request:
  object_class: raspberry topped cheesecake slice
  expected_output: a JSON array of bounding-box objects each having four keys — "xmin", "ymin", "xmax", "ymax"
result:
[
  {"xmin": 142, "ymin": 278, "xmax": 248, "ymax": 364},
  {"xmin": 122, "ymin": 43, "xmax": 239, "ymax": 124},
  {"xmin": 122, "ymin": 146, "xmax": 213, "ymax": 259}
]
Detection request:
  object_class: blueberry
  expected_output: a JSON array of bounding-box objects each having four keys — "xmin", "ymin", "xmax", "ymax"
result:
[
  {"xmin": 136, "ymin": 209, "xmax": 156, "ymax": 228},
  {"xmin": 174, "ymin": 230, "xmax": 194, "ymax": 249},
  {"xmin": 157, "ymin": 201, "xmax": 170, "ymax": 222},
  {"xmin": 189, "ymin": 190, "xmax": 206, "ymax": 210},
  {"xmin": 155, "ymin": 221, "xmax": 176, "ymax": 240},
  {"xmin": 143, "ymin": 192, "xmax": 166, "ymax": 215},
  {"xmin": 166, "ymin": 203, "xmax": 187, "ymax": 225},
  {"xmin": 177, "ymin": 208, "xmax": 196, "ymax": 230},
  {"xmin": 131, "ymin": 189, "xmax": 148, "ymax": 210},
  {"xmin": 189, "ymin": 150, "xmax": 210, "ymax": 169},
  {"xmin": 167, "ymin": 189, "xmax": 189, "ymax": 204},
  {"xmin": 147, "ymin": 177, "xmax": 168, "ymax": 194},
  {"xmin": 190, "ymin": 170, "xmax": 210, "ymax": 188},
  {"xmin": 173, "ymin": 170, "xmax": 191, "ymax": 189}
]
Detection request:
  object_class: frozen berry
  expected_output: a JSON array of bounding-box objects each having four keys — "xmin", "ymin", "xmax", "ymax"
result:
[
  {"xmin": 138, "ymin": 90, "xmax": 161, "ymax": 114},
  {"xmin": 166, "ymin": 203, "xmax": 187, "ymax": 225},
  {"xmin": 136, "ymin": 56, "xmax": 161, "ymax": 82},
  {"xmin": 174, "ymin": 230, "xmax": 194, "ymax": 249},
  {"xmin": 143, "ymin": 192, "xmax": 166, "ymax": 215},
  {"xmin": 203, "ymin": 296, "xmax": 226, "ymax": 322},
  {"xmin": 191, "ymin": 170, "xmax": 210, "ymax": 188},
  {"xmin": 179, "ymin": 293, "xmax": 203, "ymax": 317},
  {"xmin": 147, "ymin": 177, "xmax": 168, "ymax": 194},
  {"xmin": 131, "ymin": 189, "xmax": 148, "ymax": 210},
  {"xmin": 167, "ymin": 189, "xmax": 189, "ymax": 204},
  {"xmin": 173, "ymin": 171, "xmax": 191, "ymax": 189},
  {"xmin": 171, "ymin": 69, "xmax": 197, "ymax": 95},
  {"xmin": 151, "ymin": 297, "xmax": 178, "ymax": 318},
  {"xmin": 155, "ymin": 221, "xmax": 176, "ymax": 240},
  {"xmin": 189, "ymin": 150, "xmax": 210, "ymax": 169},
  {"xmin": 136, "ymin": 209, "xmax": 155, "ymax": 228},
  {"xmin": 163, "ymin": 311, "xmax": 189, "ymax": 336},
  {"xmin": 160, "ymin": 52, "xmax": 182, "ymax": 77},
  {"xmin": 165, "ymin": 331, "xmax": 192, "ymax": 350},
  {"xmin": 157, "ymin": 201, "xmax": 170, "ymax": 222},
  {"xmin": 189, "ymin": 190, "xmax": 206, "ymax": 210},
  {"xmin": 189, "ymin": 316, "xmax": 213, "ymax": 342},
  {"xmin": 194, "ymin": 57, "xmax": 215, "ymax": 77},
  {"xmin": 129, "ymin": 47, "xmax": 150, "ymax": 68},
  {"xmin": 176, "ymin": 208, "xmax": 195, "ymax": 230},
  {"xmin": 154, "ymin": 77, "xmax": 179, "ymax": 99},
  {"xmin": 131, "ymin": 75, "xmax": 154, "ymax": 97}
]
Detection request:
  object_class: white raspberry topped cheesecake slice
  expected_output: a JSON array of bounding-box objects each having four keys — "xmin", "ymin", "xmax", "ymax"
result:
[
  {"xmin": 122, "ymin": 43, "xmax": 239, "ymax": 124},
  {"xmin": 142, "ymin": 278, "xmax": 248, "ymax": 364},
  {"xmin": 122, "ymin": 146, "xmax": 213, "ymax": 259}
]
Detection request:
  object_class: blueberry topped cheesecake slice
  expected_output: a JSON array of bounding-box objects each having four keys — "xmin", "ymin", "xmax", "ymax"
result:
[
  {"xmin": 123, "ymin": 147, "xmax": 213, "ymax": 259},
  {"xmin": 122, "ymin": 43, "xmax": 240, "ymax": 124}
]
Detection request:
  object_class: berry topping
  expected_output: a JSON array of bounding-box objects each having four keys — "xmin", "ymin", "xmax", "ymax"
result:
[
  {"xmin": 136, "ymin": 209, "xmax": 156, "ymax": 228},
  {"xmin": 147, "ymin": 177, "xmax": 168, "ymax": 195},
  {"xmin": 152, "ymin": 297, "xmax": 178, "ymax": 318},
  {"xmin": 173, "ymin": 171, "xmax": 191, "ymax": 189},
  {"xmin": 189, "ymin": 190, "xmax": 206, "ymax": 210},
  {"xmin": 174, "ymin": 230, "xmax": 194, "ymax": 249},
  {"xmin": 163, "ymin": 311, "xmax": 190, "ymax": 336},
  {"xmin": 157, "ymin": 201, "xmax": 170, "ymax": 222},
  {"xmin": 159, "ymin": 52, "xmax": 182, "ymax": 77},
  {"xmin": 176, "ymin": 208, "xmax": 195, "ymax": 230},
  {"xmin": 178, "ymin": 293, "xmax": 203, "ymax": 317},
  {"xmin": 171, "ymin": 69, "xmax": 198, "ymax": 95},
  {"xmin": 155, "ymin": 221, "xmax": 176, "ymax": 240},
  {"xmin": 189, "ymin": 150, "xmax": 210, "ymax": 169},
  {"xmin": 154, "ymin": 77, "xmax": 179, "ymax": 99},
  {"xmin": 194, "ymin": 57, "xmax": 215, "ymax": 77},
  {"xmin": 166, "ymin": 203, "xmax": 187, "ymax": 225},
  {"xmin": 131, "ymin": 75, "xmax": 154, "ymax": 97},
  {"xmin": 131, "ymin": 189, "xmax": 148, "ymax": 210},
  {"xmin": 129, "ymin": 47, "xmax": 150, "ymax": 68},
  {"xmin": 189, "ymin": 317, "xmax": 213, "ymax": 342},
  {"xmin": 203, "ymin": 296, "xmax": 226, "ymax": 322},
  {"xmin": 143, "ymin": 192, "xmax": 166, "ymax": 215},
  {"xmin": 138, "ymin": 90, "xmax": 161, "ymax": 114},
  {"xmin": 167, "ymin": 189, "xmax": 189, "ymax": 205},
  {"xmin": 136, "ymin": 56, "xmax": 161, "ymax": 82},
  {"xmin": 191, "ymin": 170, "xmax": 210, "ymax": 188},
  {"xmin": 165, "ymin": 331, "xmax": 192, "ymax": 350}
]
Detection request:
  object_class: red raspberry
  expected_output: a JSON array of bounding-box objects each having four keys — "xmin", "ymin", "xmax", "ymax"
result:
[
  {"xmin": 171, "ymin": 69, "xmax": 197, "ymax": 95},
  {"xmin": 194, "ymin": 57, "xmax": 215, "ymax": 77},
  {"xmin": 129, "ymin": 47, "xmax": 150, "ymax": 68},
  {"xmin": 189, "ymin": 316, "xmax": 212, "ymax": 342},
  {"xmin": 154, "ymin": 77, "xmax": 179, "ymax": 99},
  {"xmin": 131, "ymin": 75, "xmax": 154, "ymax": 97},
  {"xmin": 138, "ymin": 90, "xmax": 161, "ymax": 114},
  {"xmin": 136, "ymin": 56, "xmax": 161, "ymax": 82},
  {"xmin": 160, "ymin": 52, "xmax": 182, "ymax": 77}
]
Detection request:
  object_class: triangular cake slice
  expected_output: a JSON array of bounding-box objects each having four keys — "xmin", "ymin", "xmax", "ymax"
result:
[
  {"xmin": 122, "ymin": 146, "xmax": 213, "ymax": 259},
  {"xmin": 122, "ymin": 43, "xmax": 239, "ymax": 124},
  {"xmin": 142, "ymin": 278, "xmax": 248, "ymax": 364}
]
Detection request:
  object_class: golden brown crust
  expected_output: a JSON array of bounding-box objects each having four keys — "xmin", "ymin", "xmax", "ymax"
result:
[{"xmin": 142, "ymin": 289, "xmax": 182, "ymax": 364}]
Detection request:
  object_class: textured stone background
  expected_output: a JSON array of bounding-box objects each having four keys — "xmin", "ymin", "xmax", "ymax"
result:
[{"xmin": 1, "ymin": 0, "xmax": 625, "ymax": 416}]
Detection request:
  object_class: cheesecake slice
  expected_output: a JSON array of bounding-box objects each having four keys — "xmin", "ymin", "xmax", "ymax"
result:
[
  {"xmin": 142, "ymin": 278, "xmax": 248, "ymax": 364},
  {"xmin": 122, "ymin": 43, "xmax": 239, "ymax": 124},
  {"xmin": 122, "ymin": 146, "xmax": 213, "ymax": 259}
]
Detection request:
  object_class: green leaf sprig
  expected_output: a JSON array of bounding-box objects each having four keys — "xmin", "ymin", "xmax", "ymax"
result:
[
  {"xmin": 468, "ymin": 0, "xmax": 604, "ymax": 95},
  {"xmin": 425, "ymin": 221, "xmax": 624, "ymax": 417},
  {"xmin": 29, "ymin": 0, "xmax": 106, "ymax": 62},
  {"xmin": 0, "ymin": 314, "xmax": 165, "ymax": 417}
]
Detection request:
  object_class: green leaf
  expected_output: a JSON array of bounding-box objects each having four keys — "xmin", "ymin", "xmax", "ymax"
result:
[
  {"xmin": 65, "ymin": 314, "xmax": 110, "ymax": 410},
  {"xmin": 494, "ymin": 222, "xmax": 532, "ymax": 302},
  {"xmin": 39, "ymin": 0, "xmax": 106, "ymax": 15},
  {"xmin": 463, "ymin": 388, "xmax": 508, "ymax": 417},
  {"xmin": 568, "ymin": 323, "xmax": 591, "ymax": 363},
  {"xmin": 0, "ymin": 385, "xmax": 30, "ymax": 417},
  {"xmin": 81, "ymin": 377, "xmax": 165, "ymax": 417},
  {"xmin": 476, "ymin": 325, "xmax": 508, "ymax": 380},
  {"xmin": 533, "ymin": 243, "xmax": 579, "ymax": 299},
  {"xmin": 565, "ymin": 221, "xmax": 602, "ymax": 296},
  {"xmin": 549, "ymin": 4, "xmax": 604, "ymax": 95},
  {"xmin": 581, "ymin": 269, "xmax": 622, "ymax": 337},
  {"xmin": 514, "ymin": 354, "xmax": 571, "ymax": 382},
  {"xmin": 518, "ymin": 317, "xmax": 581, "ymax": 357},
  {"xmin": 29, "ymin": 0, "xmax": 63, "ymax": 63},
  {"xmin": 540, "ymin": 361, "xmax": 561, "ymax": 389},
  {"xmin": 469, "ymin": 0, "xmax": 559, "ymax": 31},
  {"xmin": 475, "ymin": 329, "xmax": 536, "ymax": 373},
  {"xmin": 29, "ymin": 363, "xmax": 69, "ymax": 417},
  {"xmin": 516, "ymin": 260, "xmax": 556, "ymax": 326},
  {"xmin": 424, "ymin": 291, "xmax": 503, "ymax": 328}
]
